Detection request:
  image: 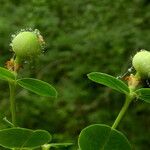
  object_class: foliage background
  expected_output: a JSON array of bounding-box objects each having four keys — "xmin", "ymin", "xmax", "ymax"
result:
[{"xmin": 0, "ymin": 0, "xmax": 150, "ymax": 149}]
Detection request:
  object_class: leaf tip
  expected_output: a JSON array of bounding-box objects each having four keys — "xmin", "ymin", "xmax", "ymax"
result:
[{"xmin": 87, "ymin": 72, "xmax": 94, "ymax": 80}]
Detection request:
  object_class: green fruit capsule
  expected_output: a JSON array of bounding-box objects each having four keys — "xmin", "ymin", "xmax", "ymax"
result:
[
  {"xmin": 11, "ymin": 31, "xmax": 44, "ymax": 59},
  {"xmin": 132, "ymin": 50, "xmax": 150, "ymax": 77}
]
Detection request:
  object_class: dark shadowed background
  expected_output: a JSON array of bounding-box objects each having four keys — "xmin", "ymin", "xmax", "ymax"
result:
[{"xmin": 0, "ymin": 0, "xmax": 150, "ymax": 149}]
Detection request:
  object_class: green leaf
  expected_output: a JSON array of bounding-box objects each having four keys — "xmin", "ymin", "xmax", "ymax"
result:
[
  {"xmin": 17, "ymin": 78, "xmax": 57, "ymax": 97},
  {"xmin": 88, "ymin": 72, "xmax": 129, "ymax": 94},
  {"xmin": 78, "ymin": 124, "xmax": 131, "ymax": 150},
  {"xmin": 0, "ymin": 67, "xmax": 15, "ymax": 81},
  {"xmin": 135, "ymin": 88, "xmax": 150, "ymax": 103},
  {"xmin": 0, "ymin": 127, "xmax": 51, "ymax": 149}
]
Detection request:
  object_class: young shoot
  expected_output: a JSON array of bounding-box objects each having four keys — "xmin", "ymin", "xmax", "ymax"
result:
[
  {"xmin": 78, "ymin": 50, "xmax": 150, "ymax": 150},
  {"xmin": 0, "ymin": 29, "xmax": 72, "ymax": 150}
]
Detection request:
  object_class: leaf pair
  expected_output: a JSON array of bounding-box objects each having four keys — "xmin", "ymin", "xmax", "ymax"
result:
[
  {"xmin": 0, "ymin": 127, "xmax": 73, "ymax": 150},
  {"xmin": 78, "ymin": 124, "xmax": 131, "ymax": 150},
  {"xmin": 88, "ymin": 72, "xmax": 150, "ymax": 103},
  {"xmin": 0, "ymin": 67, "xmax": 57, "ymax": 97},
  {"xmin": 0, "ymin": 127, "xmax": 51, "ymax": 149}
]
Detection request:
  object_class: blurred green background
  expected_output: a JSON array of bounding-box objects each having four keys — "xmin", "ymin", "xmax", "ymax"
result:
[{"xmin": 0, "ymin": 0, "xmax": 150, "ymax": 149}]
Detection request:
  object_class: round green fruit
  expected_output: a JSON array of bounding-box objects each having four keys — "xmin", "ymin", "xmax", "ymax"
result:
[
  {"xmin": 11, "ymin": 31, "xmax": 42, "ymax": 59},
  {"xmin": 132, "ymin": 50, "xmax": 150, "ymax": 77}
]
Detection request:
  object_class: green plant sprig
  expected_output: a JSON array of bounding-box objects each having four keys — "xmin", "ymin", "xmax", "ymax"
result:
[
  {"xmin": 0, "ymin": 29, "xmax": 72, "ymax": 150},
  {"xmin": 78, "ymin": 50, "xmax": 150, "ymax": 150}
]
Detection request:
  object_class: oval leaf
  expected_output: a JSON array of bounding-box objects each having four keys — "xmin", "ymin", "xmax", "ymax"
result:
[
  {"xmin": 0, "ymin": 67, "xmax": 15, "ymax": 81},
  {"xmin": 135, "ymin": 88, "xmax": 150, "ymax": 103},
  {"xmin": 0, "ymin": 127, "xmax": 51, "ymax": 149},
  {"xmin": 88, "ymin": 72, "xmax": 129, "ymax": 94},
  {"xmin": 78, "ymin": 124, "xmax": 131, "ymax": 150},
  {"xmin": 17, "ymin": 78, "xmax": 57, "ymax": 97}
]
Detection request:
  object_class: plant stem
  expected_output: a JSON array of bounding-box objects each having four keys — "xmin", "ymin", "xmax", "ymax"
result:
[
  {"xmin": 111, "ymin": 95, "xmax": 133, "ymax": 129},
  {"xmin": 9, "ymin": 81, "xmax": 16, "ymax": 127},
  {"xmin": 3, "ymin": 117, "xmax": 14, "ymax": 127}
]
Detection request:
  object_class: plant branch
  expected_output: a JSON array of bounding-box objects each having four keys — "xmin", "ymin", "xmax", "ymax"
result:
[
  {"xmin": 9, "ymin": 81, "xmax": 16, "ymax": 127},
  {"xmin": 111, "ymin": 95, "xmax": 133, "ymax": 129}
]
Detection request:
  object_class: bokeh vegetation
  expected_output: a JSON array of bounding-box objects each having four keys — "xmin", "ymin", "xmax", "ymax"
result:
[{"xmin": 0, "ymin": 0, "xmax": 150, "ymax": 149}]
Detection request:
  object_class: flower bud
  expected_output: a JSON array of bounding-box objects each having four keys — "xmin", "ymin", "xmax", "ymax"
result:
[
  {"xmin": 132, "ymin": 50, "xmax": 150, "ymax": 77},
  {"xmin": 11, "ymin": 30, "xmax": 44, "ymax": 59}
]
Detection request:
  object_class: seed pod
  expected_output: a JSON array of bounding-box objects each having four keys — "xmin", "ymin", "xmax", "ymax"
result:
[
  {"xmin": 132, "ymin": 50, "xmax": 150, "ymax": 77},
  {"xmin": 11, "ymin": 30, "xmax": 44, "ymax": 59}
]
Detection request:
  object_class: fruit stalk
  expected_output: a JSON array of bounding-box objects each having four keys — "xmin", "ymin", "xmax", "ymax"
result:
[
  {"xmin": 9, "ymin": 81, "xmax": 16, "ymax": 126},
  {"xmin": 112, "ymin": 95, "xmax": 133, "ymax": 129}
]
